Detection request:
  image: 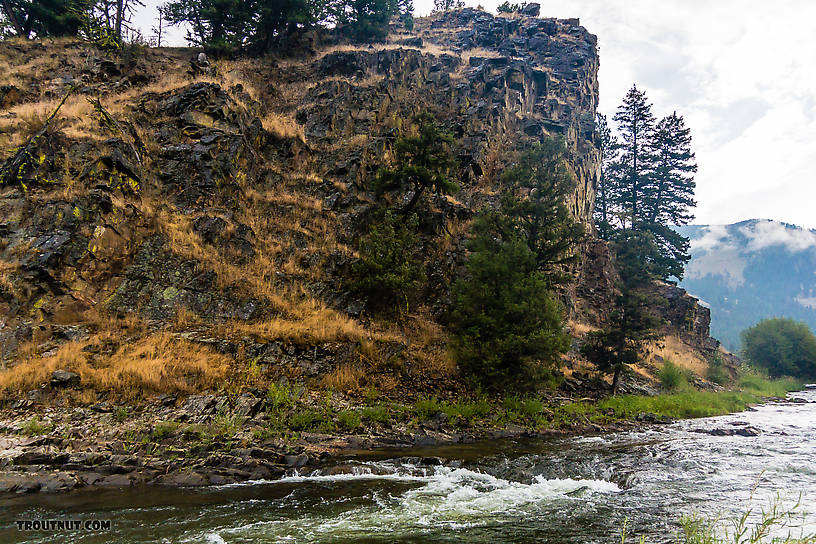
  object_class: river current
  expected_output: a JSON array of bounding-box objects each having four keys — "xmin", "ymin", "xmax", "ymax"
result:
[{"xmin": 2, "ymin": 389, "xmax": 815, "ymax": 543}]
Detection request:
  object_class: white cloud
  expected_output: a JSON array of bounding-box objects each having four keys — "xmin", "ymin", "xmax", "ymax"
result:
[
  {"xmin": 689, "ymin": 224, "xmax": 731, "ymax": 253},
  {"xmin": 685, "ymin": 248, "xmax": 746, "ymax": 289},
  {"xmin": 739, "ymin": 220, "xmax": 816, "ymax": 252},
  {"xmin": 796, "ymin": 294, "xmax": 816, "ymax": 309}
]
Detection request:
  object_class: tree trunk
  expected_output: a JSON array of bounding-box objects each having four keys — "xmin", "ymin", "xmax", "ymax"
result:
[
  {"xmin": 402, "ymin": 184, "xmax": 425, "ymax": 216},
  {"xmin": 1, "ymin": 1, "xmax": 26, "ymax": 37},
  {"xmin": 612, "ymin": 365, "xmax": 622, "ymax": 395},
  {"xmin": 115, "ymin": 0, "xmax": 124, "ymax": 42}
]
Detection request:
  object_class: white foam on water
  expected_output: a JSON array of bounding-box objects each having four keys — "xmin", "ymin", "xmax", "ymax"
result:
[
  {"xmin": 204, "ymin": 533, "xmax": 227, "ymax": 544},
  {"xmin": 190, "ymin": 463, "xmax": 620, "ymax": 541}
]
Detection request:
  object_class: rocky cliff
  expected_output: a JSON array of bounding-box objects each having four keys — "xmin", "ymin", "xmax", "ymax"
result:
[
  {"xmin": 0, "ymin": 8, "xmax": 604, "ymax": 378},
  {"xmin": 0, "ymin": 9, "xmax": 740, "ymax": 494}
]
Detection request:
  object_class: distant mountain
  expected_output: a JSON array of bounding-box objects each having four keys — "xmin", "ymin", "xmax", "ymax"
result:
[{"xmin": 675, "ymin": 219, "xmax": 816, "ymax": 351}]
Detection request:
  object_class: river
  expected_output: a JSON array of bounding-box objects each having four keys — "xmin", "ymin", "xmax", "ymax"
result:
[{"xmin": 2, "ymin": 390, "xmax": 815, "ymax": 543}]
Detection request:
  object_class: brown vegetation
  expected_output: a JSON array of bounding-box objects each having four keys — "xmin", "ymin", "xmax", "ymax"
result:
[{"xmin": 0, "ymin": 332, "xmax": 230, "ymax": 399}]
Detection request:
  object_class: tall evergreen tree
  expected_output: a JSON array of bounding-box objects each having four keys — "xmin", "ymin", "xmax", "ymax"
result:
[
  {"xmin": 581, "ymin": 229, "xmax": 663, "ymax": 393},
  {"xmin": 646, "ymin": 112, "xmax": 697, "ymax": 226},
  {"xmin": 594, "ymin": 113, "xmax": 619, "ymax": 240},
  {"xmin": 499, "ymin": 139, "xmax": 585, "ymax": 282},
  {"xmin": 449, "ymin": 211, "xmax": 570, "ymax": 389},
  {"xmin": 611, "ymin": 84, "xmax": 656, "ymax": 229}
]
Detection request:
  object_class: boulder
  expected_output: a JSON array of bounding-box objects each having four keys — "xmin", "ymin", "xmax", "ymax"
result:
[
  {"xmin": 233, "ymin": 393, "xmax": 262, "ymax": 417},
  {"xmin": 520, "ymin": 3, "xmax": 540, "ymax": 16},
  {"xmin": 50, "ymin": 370, "xmax": 80, "ymax": 388}
]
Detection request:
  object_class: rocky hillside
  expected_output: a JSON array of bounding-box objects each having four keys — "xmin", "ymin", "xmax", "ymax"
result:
[
  {"xmin": 0, "ymin": 8, "xmax": 743, "ymax": 494},
  {"xmin": 678, "ymin": 219, "xmax": 816, "ymax": 351},
  {"xmin": 0, "ymin": 8, "xmax": 724, "ymax": 408}
]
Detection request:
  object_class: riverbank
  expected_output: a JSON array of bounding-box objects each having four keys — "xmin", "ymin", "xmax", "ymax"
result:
[
  {"xmin": 5, "ymin": 389, "xmax": 816, "ymax": 543},
  {"xmin": 0, "ymin": 375, "xmax": 801, "ymax": 494}
]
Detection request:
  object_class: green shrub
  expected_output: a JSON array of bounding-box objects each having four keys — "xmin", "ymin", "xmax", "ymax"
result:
[
  {"xmin": 741, "ymin": 317, "xmax": 816, "ymax": 379},
  {"xmin": 20, "ymin": 417, "xmax": 53, "ymax": 436},
  {"xmin": 361, "ymin": 404, "xmax": 390, "ymax": 424},
  {"xmin": 114, "ymin": 406, "xmax": 129, "ymax": 423},
  {"xmin": 152, "ymin": 421, "xmax": 179, "ymax": 440},
  {"xmin": 738, "ymin": 372, "xmax": 801, "ymax": 397},
  {"xmin": 444, "ymin": 398, "xmax": 491, "ymax": 422},
  {"xmin": 413, "ymin": 396, "xmax": 444, "ymax": 420},
  {"xmin": 706, "ymin": 354, "xmax": 730, "ymax": 385},
  {"xmin": 337, "ymin": 410, "xmax": 361, "ymax": 432},
  {"xmin": 267, "ymin": 382, "xmax": 294, "ymax": 413},
  {"xmin": 503, "ymin": 396, "xmax": 544, "ymax": 420},
  {"xmin": 350, "ymin": 210, "xmax": 426, "ymax": 314},
  {"xmin": 211, "ymin": 413, "xmax": 245, "ymax": 438},
  {"xmin": 658, "ymin": 360, "xmax": 689, "ymax": 391},
  {"xmin": 288, "ymin": 409, "xmax": 324, "ymax": 432}
]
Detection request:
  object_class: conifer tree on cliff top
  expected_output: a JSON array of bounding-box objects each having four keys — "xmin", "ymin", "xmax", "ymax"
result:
[
  {"xmin": 646, "ymin": 111, "xmax": 697, "ymax": 227},
  {"xmin": 597, "ymin": 84, "xmax": 697, "ymax": 281},
  {"xmin": 0, "ymin": 0, "xmax": 88, "ymax": 38},
  {"xmin": 610, "ymin": 84, "xmax": 657, "ymax": 230}
]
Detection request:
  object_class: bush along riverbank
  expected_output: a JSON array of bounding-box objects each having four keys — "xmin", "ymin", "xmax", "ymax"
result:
[{"xmin": 0, "ymin": 372, "xmax": 803, "ymax": 494}]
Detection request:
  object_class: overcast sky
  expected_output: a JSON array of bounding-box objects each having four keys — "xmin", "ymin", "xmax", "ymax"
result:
[{"xmin": 134, "ymin": 0, "xmax": 816, "ymax": 228}]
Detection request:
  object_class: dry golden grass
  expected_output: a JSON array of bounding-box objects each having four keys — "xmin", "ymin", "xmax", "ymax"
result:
[
  {"xmin": 0, "ymin": 95, "xmax": 102, "ymax": 152},
  {"xmin": 397, "ymin": 314, "xmax": 458, "ymax": 377},
  {"xmin": 460, "ymin": 47, "xmax": 503, "ymax": 64},
  {"xmin": 219, "ymin": 302, "xmax": 382, "ymax": 345},
  {"xmin": 261, "ymin": 111, "xmax": 306, "ymax": 142},
  {"xmin": 0, "ymin": 332, "xmax": 230, "ymax": 398},
  {"xmin": 316, "ymin": 42, "xmax": 458, "ymax": 61},
  {"xmin": 320, "ymin": 363, "xmax": 366, "ymax": 392},
  {"xmin": 567, "ymin": 320, "xmax": 600, "ymax": 337},
  {"xmin": 0, "ymin": 260, "xmax": 17, "ymax": 293},
  {"xmin": 646, "ymin": 335, "xmax": 708, "ymax": 377}
]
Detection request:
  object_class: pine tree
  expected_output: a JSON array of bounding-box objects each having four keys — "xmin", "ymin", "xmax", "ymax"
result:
[
  {"xmin": 499, "ymin": 138, "xmax": 586, "ymax": 282},
  {"xmin": 581, "ymin": 229, "xmax": 663, "ymax": 393},
  {"xmin": 350, "ymin": 209, "xmax": 426, "ymax": 314},
  {"xmin": 374, "ymin": 113, "xmax": 458, "ymax": 215},
  {"xmin": 611, "ymin": 84, "xmax": 656, "ymax": 229},
  {"xmin": 646, "ymin": 112, "xmax": 697, "ymax": 226},
  {"xmin": 163, "ymin": 0, "xmax": 257, "ymax": 53},
  {"xmin": 334, "ymin": 0, "xmax": 400, "ymax": 42},
  {"xmin": 1, "ymin": 0, "xmax": 89, "ymax": 38},
  {"xmin": 449, "ymin": 211, "xmax": 570, "ymax": 389},
  {"xmin": 594, "ymin": 113, "xmax": 619, "ymax": 240}
]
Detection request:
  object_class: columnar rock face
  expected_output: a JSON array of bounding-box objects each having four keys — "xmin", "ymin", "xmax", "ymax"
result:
[
  {"xmin": 302, "ymin": 8, "xmax": 601, "ymax": 227},
  {"xmin": 420, "ymin": 8, "xmax": 601, "ymax": 225}
]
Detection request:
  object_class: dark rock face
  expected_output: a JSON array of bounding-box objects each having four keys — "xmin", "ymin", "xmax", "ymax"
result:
[
  {"xmin": 653, "ymin": 283, "xmax": 714, "ymax": 349},
  {"xmin": 139, "ymin": 82, "xmax": 268, "ymax": 206},
  {"xmin": 304, "ymin": 9, "xmax": 601, "ymax": 227},
  {"xmin": 50, "ymin": 370, "xmax": 80, "ymax": 388},
  {"xmin": 105, "ymin": 235, "xmax": 260, "ymax": 321}
]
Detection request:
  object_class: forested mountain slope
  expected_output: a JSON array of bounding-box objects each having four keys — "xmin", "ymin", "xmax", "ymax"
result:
[{"xmin": 677, "ymin": 219, "xmax": 816, "ymax": 351}]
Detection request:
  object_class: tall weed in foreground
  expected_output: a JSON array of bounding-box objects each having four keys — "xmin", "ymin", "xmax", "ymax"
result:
[{"xmin": 624, "ymin": 493, "xmax": 815, "ymax": 543}]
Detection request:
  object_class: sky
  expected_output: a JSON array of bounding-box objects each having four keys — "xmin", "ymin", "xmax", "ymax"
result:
[{"xmin": 133, "ymin": 0, "xmax": 816, "ymax": 228}]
